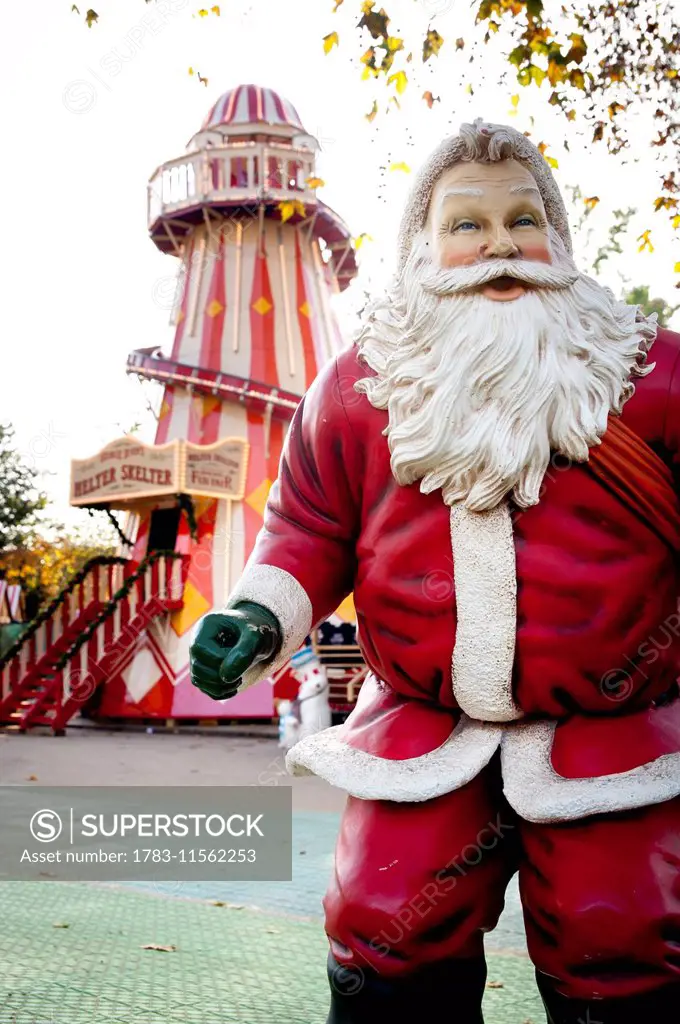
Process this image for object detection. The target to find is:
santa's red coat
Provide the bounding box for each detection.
[229,326,680,820]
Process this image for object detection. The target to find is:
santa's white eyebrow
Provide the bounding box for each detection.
[509,184,541,195]
[441,187,484,198]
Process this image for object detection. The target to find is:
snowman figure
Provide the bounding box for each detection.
[277,646,331,750]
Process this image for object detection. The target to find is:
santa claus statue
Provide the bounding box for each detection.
[190,119,680,1023]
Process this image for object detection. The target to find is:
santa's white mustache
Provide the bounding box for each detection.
[416,256,579,296]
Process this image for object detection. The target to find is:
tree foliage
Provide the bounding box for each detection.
[327,0,679,279]
[0,424,48,554]
[0,523,117,614]
[623,285,679,329]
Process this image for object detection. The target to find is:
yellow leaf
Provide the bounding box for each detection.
[584,196,600,209]
[211,4,220,13]
[386,36,403,52]
[305,176,325,189]
[422,90,440,108]
[332,0,344,9]
[546,156,559,169]
[365,100,378,122]
[537,141,548,154]
[323,31,339,54]
[353,233,373,249]
[390,161,411,173]
[637,230,654,254]
[278,199,306,223]
[672,216,680,229]
[387,70,408,94]
[466,83,474,95]
[511,94,520,107]
[198,8,209,16]
[188,67,194,75]
[675,261,680,272]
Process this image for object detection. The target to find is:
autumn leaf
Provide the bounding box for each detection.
[592,122,605,142]
[323,32,339,54]
[673,215,680,230]
[197,8,209,16]
[71,4,80,11]
[423,28,444,62]
[390,161,411,173]
[85,8,98,27]
[211,4,220,13]
[52,922,70,928]
[305,176,325,189]
[365,100,378,122]
[354,233,373,249]
[358,6,390,41]
[486,981,504,989]
[654,197,678,212]
[456,37,465,49]
[188,67,195,75]
[546,155,559,168]
[674,262,680,272]
[278,199,306,223]
[422,91,440,108]
[466,83,474,95]
[140,944,177,952]
[198,73,209,87]
[584,196,600,210]
[637,230,654,254]
[511,94,520,107]
[386,36,403,52]
[332,0,344,9]
[387,70,408,94]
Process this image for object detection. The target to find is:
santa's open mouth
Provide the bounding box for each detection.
[480,275,528,301]
[488,275,522,291]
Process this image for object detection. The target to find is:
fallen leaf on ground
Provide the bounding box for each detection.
[27,774,38,781]
[52,922,70,928]
[486,981,504,988]
[140,944,177,952]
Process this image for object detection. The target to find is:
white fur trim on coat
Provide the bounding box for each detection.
[450,503,524,722]
[224,564,312,691]
[285,714,503,802]
[501,720,680,824]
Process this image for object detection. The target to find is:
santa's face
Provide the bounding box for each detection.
[427,160,552,303]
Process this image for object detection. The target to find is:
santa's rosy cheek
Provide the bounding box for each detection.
[521,242,552,264]
[440,243,480,268]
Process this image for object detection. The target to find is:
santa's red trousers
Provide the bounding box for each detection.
[323,755,680,1000]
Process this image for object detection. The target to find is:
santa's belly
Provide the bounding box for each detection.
[512,467,680,717]
[355,463,680,718]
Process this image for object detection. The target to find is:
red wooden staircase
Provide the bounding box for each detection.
[0,552,188,734]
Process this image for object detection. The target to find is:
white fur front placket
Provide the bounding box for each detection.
[449,502,524,721]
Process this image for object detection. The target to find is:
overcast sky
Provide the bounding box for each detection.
[2,0,678,526]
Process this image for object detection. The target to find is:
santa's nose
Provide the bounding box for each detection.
[480,233,519,259]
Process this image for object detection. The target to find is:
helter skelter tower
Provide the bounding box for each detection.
[79,83,359,721]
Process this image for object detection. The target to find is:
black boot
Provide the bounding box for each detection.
[326,951,487,1023]
[536,969,680,1023]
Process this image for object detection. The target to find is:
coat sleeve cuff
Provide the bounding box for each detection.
[224,564,313,691]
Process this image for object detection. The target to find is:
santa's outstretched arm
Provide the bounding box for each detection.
[221,353,363,689]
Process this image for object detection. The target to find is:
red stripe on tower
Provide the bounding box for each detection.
[199,232,227,372]
[171,237,194,360]
[294,232,319,390]
[249,249,279,387]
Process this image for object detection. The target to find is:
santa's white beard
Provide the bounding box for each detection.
[355,240,656,512]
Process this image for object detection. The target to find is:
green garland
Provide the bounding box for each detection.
[177,494,199,542]
[52,550,185,673]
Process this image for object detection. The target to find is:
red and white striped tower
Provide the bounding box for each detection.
[98,83,358,720]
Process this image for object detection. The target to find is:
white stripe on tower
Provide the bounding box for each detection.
[235,85,250,122]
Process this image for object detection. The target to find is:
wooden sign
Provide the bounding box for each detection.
[182,438,249,500]
[70,438,181,507]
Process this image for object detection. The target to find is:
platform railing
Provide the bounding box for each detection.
[148,141,317,226]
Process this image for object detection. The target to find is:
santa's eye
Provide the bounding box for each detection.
[452,220,479,232]
[512,215,537,227]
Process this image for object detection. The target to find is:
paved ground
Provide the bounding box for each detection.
[0,727,543,1023]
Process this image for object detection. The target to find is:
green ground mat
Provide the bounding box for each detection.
[0,880,544,1023]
